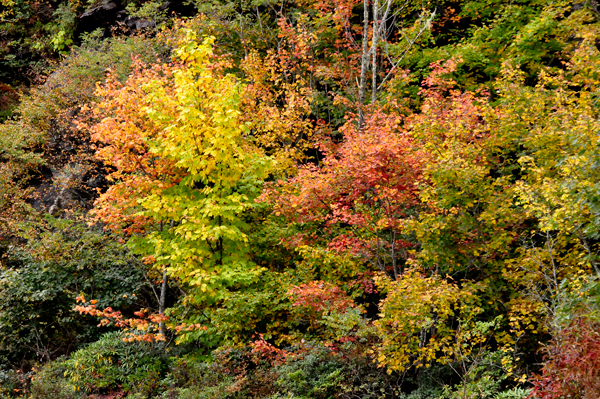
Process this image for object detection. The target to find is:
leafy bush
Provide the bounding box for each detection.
[0,220,147,368]
[531,279,600,399]
[275,345,346,398]
[494,388,531,399]
[64,331,168,395]
[29,359,80,399]
[0,368,29,398]
[162,347,278,399]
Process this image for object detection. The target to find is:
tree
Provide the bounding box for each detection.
[89,31,272,340]
[262,106,423,281]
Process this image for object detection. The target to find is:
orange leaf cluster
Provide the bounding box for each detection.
[74,295,167,342]
[288,280,355,314]
[250,333,291,365]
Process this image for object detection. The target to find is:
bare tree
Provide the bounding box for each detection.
[357,0,436,128]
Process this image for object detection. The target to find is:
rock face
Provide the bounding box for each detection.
[77,1,122,35]
[75,0,197,37]
[160,0,197,17]
[125,16,157,30]
[29,163,106,216]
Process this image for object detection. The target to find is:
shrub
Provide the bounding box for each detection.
[275,345,346,398]
[64,331,168,395]
[29,359,80,399]
[162,347,278,399]
[531,278,600,399]
[0,220,147,368]
[530,315,600,399]
[0,368,28,398]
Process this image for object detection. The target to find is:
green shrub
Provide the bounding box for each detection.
[397,387,444,399]
[161,347,280,399]
[64,331,168,395]
[0,220,147,368]
[0,368,27,398]
[494,388,531,399]
[29,359,81,399]
[162,342,406,399]
[275,344,346,399]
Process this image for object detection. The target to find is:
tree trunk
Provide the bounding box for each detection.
[358,0,370,129]
[158,265,168,337]
[371,0,379,105]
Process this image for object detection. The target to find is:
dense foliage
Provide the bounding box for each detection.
[2,0,600,398]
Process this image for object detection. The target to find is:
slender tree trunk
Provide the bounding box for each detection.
[391,230,398,280]
[371,0,379,105]
[159,266,168,336]
[358,0,370,129]
[157,219,171,337]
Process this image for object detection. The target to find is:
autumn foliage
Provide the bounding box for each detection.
[531,315,600,399]
[87,32,273,310]
[262,108,423,280]
[74,296,168,342]
[4,1,600,398]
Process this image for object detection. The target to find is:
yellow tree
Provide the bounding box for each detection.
[88,31,272,340]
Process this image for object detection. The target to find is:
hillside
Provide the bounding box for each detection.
[1,0,600,398]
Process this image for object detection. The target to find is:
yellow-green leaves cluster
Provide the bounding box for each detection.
[91,31,273,309]
[375,271,483,372]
